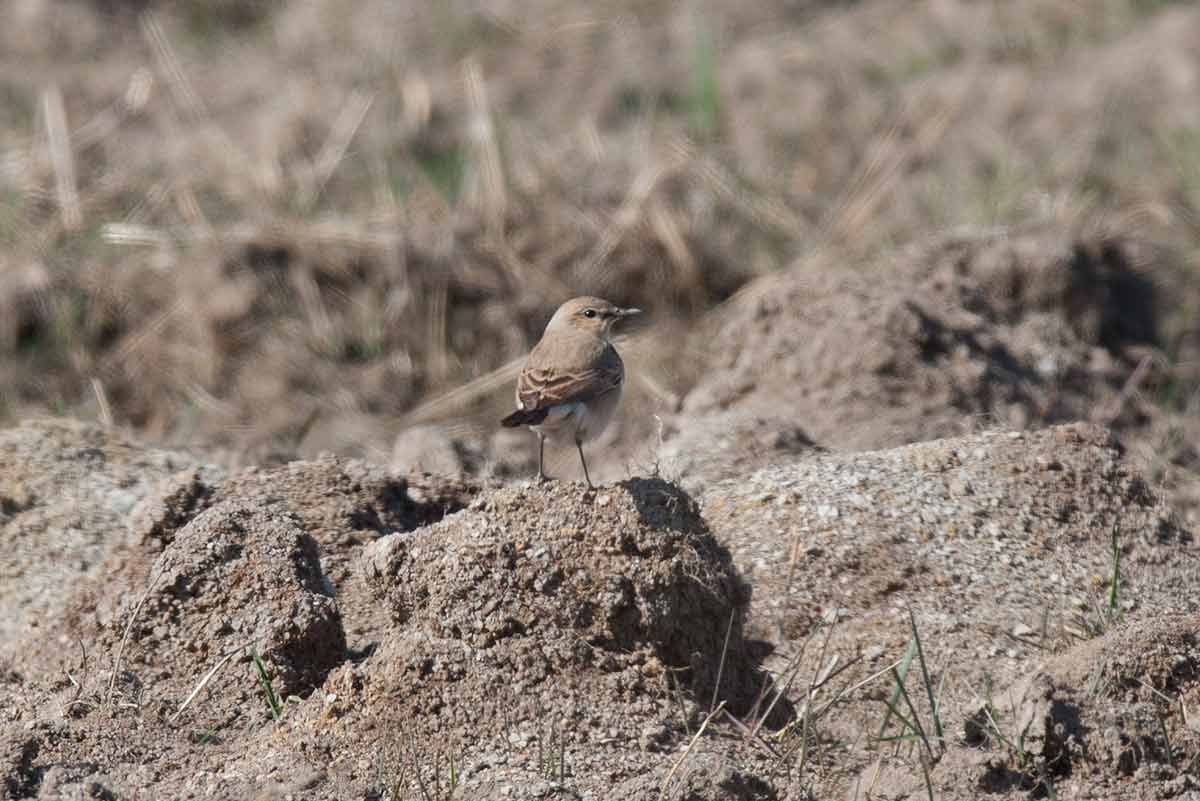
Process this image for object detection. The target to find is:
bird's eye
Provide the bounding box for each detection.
[583,309,597,319]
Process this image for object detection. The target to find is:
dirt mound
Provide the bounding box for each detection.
[0,422,486,778]
[702,422,1191,652]
[696,421,1197,798]
[365,478,755,704]
[0,418,772,800]
[136,501,345,699]
[945,614,1200,799]
[685,230,1157,448]
[674,229,1200,502]
[107,452,485,645]
[0,419,213,665]
[51,451,486,727]
[341,478,768,797]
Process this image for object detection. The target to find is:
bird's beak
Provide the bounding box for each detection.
[616,307,642,318]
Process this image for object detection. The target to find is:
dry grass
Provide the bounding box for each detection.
[1,0,1198,478]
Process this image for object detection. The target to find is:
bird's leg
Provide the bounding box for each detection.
[536,432,547,483]
[576,438,594,489]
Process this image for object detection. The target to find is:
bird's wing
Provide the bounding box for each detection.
[516,346,624,411]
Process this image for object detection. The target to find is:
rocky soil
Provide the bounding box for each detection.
[3,1,1200,799]
[1,414,1196,800]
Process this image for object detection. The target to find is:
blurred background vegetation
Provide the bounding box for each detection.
[1,0,1197,478]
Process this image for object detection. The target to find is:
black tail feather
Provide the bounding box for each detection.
[501,407,548,427]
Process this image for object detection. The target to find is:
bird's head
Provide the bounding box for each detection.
[546,296,642,340]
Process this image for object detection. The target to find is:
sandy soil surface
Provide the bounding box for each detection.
[3,1,1200,799]
[1,417,1197,800]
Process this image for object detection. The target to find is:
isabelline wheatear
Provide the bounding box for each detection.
[500,297,641,488]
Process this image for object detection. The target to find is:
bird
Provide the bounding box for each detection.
[500,296,641,488]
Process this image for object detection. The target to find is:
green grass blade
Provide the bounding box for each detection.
[890,666,932,759]
[250,649,282,721]
[877,639,917,740]
[908,607,944,743]
[1108,524,1121,620]
[919,751,935,801]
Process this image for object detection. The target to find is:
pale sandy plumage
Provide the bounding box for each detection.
[501,296,641,487]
